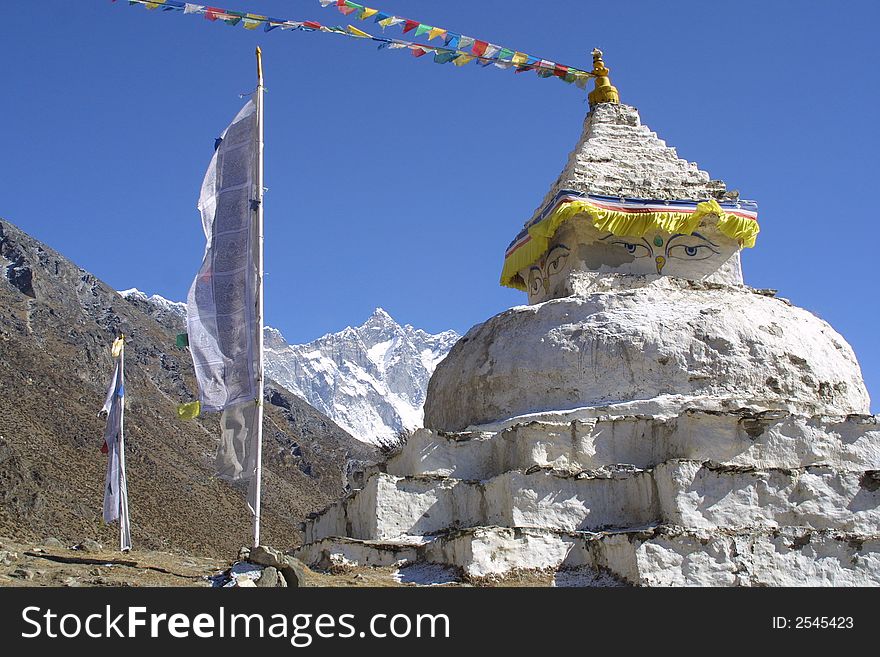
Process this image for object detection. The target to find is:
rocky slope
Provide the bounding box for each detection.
[264,310,459,445]
[0,218,377,559]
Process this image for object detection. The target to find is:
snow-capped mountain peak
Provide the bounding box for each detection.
[265,309,459,445]
[117,290,460,446]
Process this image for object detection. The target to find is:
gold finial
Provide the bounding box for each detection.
[587,48,619,107]
[256,46,263,85]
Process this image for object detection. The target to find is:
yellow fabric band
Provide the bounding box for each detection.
[500,198,760,290]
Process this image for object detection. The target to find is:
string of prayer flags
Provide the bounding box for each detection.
[318,1,592,80]
[118,0,595,88]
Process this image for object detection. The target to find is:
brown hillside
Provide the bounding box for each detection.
[0,219,376,559]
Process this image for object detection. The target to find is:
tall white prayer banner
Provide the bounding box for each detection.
[185,97,262,505]
[184,49,266,546]
[187,99,258,413]
[100,336,131,552]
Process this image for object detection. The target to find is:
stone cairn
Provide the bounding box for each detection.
[295,53,879,585]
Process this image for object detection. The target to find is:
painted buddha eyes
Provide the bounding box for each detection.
[529,268,542,294]
[667,243,718,260]
[545,246,570,274]
[604,233,719,261]
[528,245,570,297]
[613,241,651,257]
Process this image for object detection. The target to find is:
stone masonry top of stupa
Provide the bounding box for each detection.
[529,104,734,226]
[527,50,736,227]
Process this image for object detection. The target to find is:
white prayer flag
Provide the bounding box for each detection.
[186,99,261,487]
[186,99,258,413]
[100,337,131,551]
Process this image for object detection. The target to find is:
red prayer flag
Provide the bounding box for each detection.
[554,64,569,78]
[412,47,427,57]
[205,7,223,21]
[303,20,322,29]
[403,19,419,33]
[472,40,488,56]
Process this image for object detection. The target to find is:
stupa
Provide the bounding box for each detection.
[295,51,880,585]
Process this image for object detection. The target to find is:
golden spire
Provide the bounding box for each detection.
[587,48,620,107]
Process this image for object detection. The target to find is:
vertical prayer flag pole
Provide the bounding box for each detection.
[102,334,131,552]
[252,46,266,548]
[117,335,131,552]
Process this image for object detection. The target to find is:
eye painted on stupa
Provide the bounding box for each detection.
[528,266,544,295]
[545,245,570,277]
[610,240,651,258]
[665,233,720,261]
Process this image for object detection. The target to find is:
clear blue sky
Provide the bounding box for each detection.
[2,1,877,411]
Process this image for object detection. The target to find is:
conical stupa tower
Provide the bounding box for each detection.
[295,54,880,586]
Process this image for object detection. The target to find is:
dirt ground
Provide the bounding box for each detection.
[0,535,577,588]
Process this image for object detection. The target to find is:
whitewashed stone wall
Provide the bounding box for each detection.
[425,278,870,431]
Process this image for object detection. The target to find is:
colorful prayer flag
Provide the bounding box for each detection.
[347,24,370,37]
[242,14,265,29]
[433,51,458,64]
[177,400,201,419]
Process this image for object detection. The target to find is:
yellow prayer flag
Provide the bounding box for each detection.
[177,401,201,420]
[347,25,371,37]
[145,0,165,9]
[378,17,395,28]
[453,55,474,67]
[511,52,528,65]
[243,15,266,29]
[111,336,124,358]
[361,8,379,19]
[428,27,446,41]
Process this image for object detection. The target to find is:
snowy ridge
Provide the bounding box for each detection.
[118,289,460,445]
[118,288,187,323]
[265,309,459,445]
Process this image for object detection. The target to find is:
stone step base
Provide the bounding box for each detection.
[306,462,880,543]
[295,525,880,586]
[371,413,879,483]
